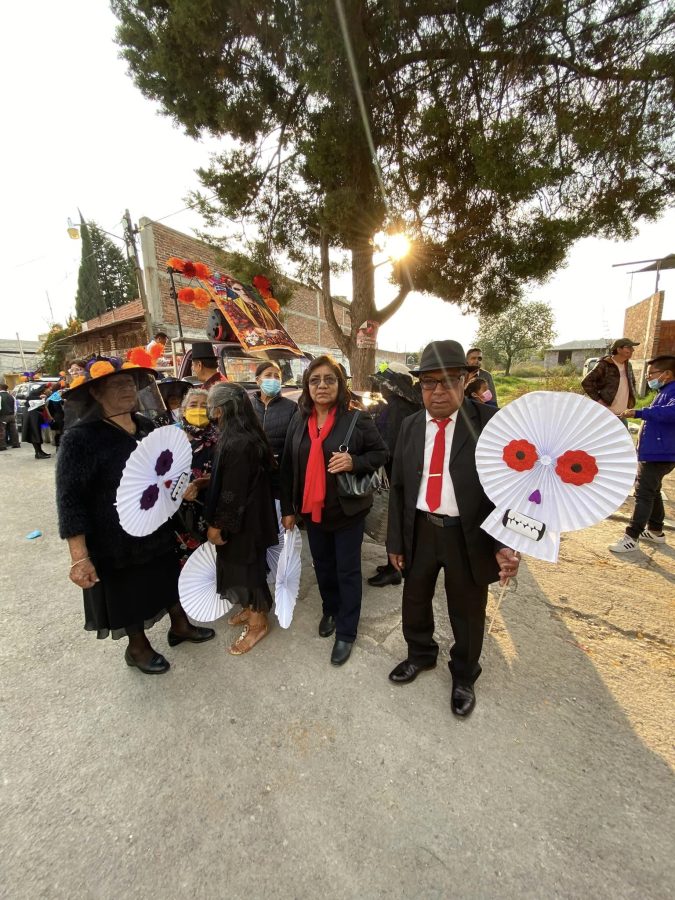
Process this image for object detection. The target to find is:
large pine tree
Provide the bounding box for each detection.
[75,216,137,321]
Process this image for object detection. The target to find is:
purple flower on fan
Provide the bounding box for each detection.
[140,484,160,510]
[155,449,174,476]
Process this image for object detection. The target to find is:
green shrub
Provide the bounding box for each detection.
[510,364,546,378]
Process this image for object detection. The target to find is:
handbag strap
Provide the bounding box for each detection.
[338,410,360,452]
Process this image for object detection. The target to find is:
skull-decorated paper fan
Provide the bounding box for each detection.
[475,392,637,562]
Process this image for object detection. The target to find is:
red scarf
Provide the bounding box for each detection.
[301,407,337,523]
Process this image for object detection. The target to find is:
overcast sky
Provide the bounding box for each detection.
[3,0,673,354]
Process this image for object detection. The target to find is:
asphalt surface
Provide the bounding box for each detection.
[1,446,673,899]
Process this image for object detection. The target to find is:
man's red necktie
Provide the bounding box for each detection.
[425,418,451,512]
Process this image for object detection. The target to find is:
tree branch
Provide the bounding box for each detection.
[320,229,351,356]
[377,283,411,325]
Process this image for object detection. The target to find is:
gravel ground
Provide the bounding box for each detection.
[1,448,673,900]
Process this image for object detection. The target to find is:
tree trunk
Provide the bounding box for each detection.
[504,354,512,376]
[349,238,377,389]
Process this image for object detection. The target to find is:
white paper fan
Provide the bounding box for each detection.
[475,392,637,562]
[116,425,193,536]
[274,527,303,629]
[178,541,233,623]
[266,500,285,584]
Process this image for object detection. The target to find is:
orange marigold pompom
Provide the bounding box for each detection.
[89,361,116,379]
[178,288,195,304]
[264,296,281,315]
[69,375,86,388]
[149,341,164,359]
[129,347,154,368]
[122,362,138,369]
[167,257,185,272]
[192,288,211,309]
[253,274,272,296]
[193,261,212,279]
[183,260,197,278]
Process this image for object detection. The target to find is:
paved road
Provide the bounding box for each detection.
[1,448,673,899]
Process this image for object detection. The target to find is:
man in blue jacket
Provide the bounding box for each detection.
[609,355,675,552]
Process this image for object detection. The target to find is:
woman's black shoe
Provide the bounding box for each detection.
[125,648,170,674]
[319,614,336,637]
[167,626,216,646]
[330,640,353,666]
[35,450,51,460]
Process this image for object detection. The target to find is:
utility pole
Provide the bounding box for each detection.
[123,209,154,341]
[45,291,55,325]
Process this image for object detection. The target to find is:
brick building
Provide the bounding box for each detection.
[623,291,675,394]
[69,220,405,370]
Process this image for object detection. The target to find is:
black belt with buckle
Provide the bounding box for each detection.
[418,511,461,528]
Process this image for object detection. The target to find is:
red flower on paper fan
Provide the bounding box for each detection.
[193,261,212,279]
[503,439,538,472]
[192,287,211,309]
[264,296,281,315]
[253,274,272,296]
[177,288,195,304]
[167,257,185,272]
[182,260,197,278]
[555,450,598,486]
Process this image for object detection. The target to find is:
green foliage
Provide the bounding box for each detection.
[75,220,105,321]
[211,241,295,308]
[476,300,556,375]
[37,318,82,375]
[509,364,546,378]
[113,0,675,373]
[75,219,136,321]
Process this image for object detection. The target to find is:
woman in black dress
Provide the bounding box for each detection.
[56,358,214,675]
[205,383,279,655]
[279,356,388,666]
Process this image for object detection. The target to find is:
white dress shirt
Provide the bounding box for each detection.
[416,411,460,516]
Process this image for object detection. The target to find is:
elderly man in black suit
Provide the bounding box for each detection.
[387,340,520,717]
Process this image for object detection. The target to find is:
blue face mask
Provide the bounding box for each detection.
[647,375,663,390]
[261,378,281,396]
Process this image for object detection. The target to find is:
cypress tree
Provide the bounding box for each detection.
[75,214,105,321]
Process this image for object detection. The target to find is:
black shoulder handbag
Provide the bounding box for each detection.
[335,411,386,498]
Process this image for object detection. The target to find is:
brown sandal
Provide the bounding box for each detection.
[228,611,269,655]
[228,607,251,627]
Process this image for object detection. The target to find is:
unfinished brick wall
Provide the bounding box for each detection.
[623,291,665,394]
[139,219,351,348]
[656,320,675,355]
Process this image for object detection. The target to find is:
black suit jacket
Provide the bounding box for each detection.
[386,399,501,585]
[280,408,389,519]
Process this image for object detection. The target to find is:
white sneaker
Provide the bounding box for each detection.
[641,529,666,544]
[609,534,639,553]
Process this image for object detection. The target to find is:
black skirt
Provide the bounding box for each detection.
[215,550,272,613]
[83,552,179,640]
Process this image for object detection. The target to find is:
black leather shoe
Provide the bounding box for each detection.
[330,639,352,666]
[125,648,170,674]
[375,564,388,573]
[368,566,402,587]
[167,626,216,646]
[35,451,51,459]
[319,614,336,637]
[451,680,476,717]
[388,659,436,684]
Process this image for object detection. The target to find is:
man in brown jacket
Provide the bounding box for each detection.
[581,338,638,416]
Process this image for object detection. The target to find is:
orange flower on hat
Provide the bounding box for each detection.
[167,257,185,272]
[192,288,211,309]
[128,347,154,368]
[193,261,212,279]
[89,361,115,379]
[122,362,138,369]
[178,288,195,304]
[69,375,86,388]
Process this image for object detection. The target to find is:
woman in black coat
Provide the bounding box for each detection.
[205,382,279,655]
[56,360,214,675]
[280,356,388,666]
[250,360,298,499]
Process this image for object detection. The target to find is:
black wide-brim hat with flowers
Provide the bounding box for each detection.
[410,340,476,375]
[63,355,162,429]
[64,357,158,397]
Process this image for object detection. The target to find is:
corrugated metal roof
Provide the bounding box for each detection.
[0,339,41,352]
[548,340,608,351]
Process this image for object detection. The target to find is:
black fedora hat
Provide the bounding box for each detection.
[410,340,471,375]
[191,341,218,362]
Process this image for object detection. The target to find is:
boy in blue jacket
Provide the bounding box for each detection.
[610,354,675,552]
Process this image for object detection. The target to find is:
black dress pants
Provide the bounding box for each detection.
[402,513,487,684]
[305,518,365,643]
[626,461,675,539]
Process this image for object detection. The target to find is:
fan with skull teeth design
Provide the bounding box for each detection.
[475,392,637,562]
